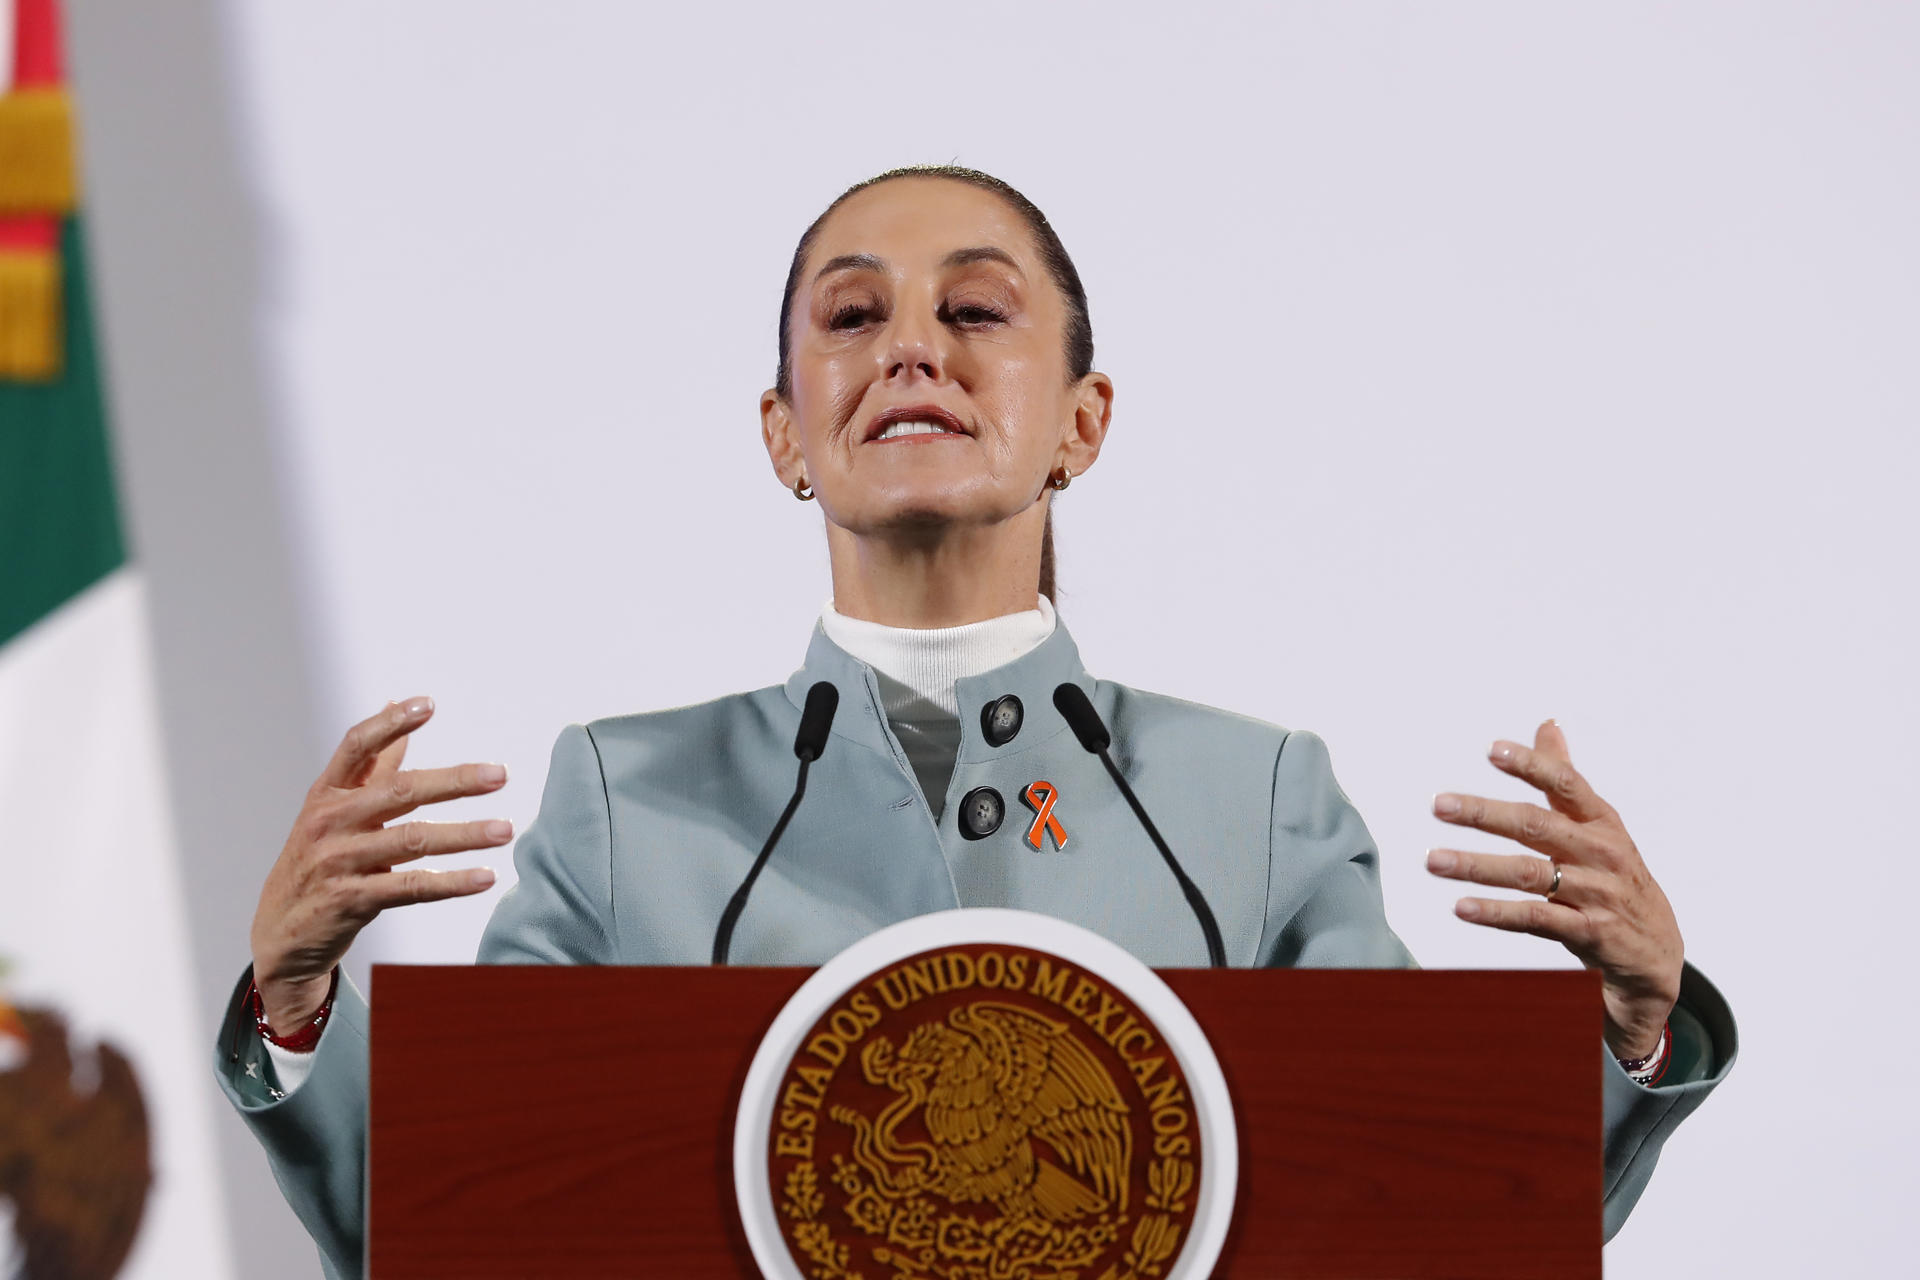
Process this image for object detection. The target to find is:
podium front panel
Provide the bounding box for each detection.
[369,965,1600,1278]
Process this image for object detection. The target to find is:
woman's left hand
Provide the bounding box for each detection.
[1424,720,1683,1061]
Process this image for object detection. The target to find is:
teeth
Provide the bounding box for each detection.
[876,419,960,440]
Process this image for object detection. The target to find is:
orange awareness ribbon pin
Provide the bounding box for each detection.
[1023,780,1068,851]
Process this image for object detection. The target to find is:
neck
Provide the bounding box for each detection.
[825,508,1045,627]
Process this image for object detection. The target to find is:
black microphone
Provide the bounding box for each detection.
[1053,683,1227,967]
[712,681,838,965]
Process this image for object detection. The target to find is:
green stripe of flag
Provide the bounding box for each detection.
[0,216,126,647]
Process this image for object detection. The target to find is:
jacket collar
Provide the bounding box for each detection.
[785,610,1097,767]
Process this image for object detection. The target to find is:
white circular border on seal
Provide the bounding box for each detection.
[733,907,1239,1279]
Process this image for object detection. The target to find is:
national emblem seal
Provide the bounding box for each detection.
[735,910,1236,1280]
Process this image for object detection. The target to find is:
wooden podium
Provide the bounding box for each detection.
[368,966,1602,1278]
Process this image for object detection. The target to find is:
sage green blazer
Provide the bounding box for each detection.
[213,618,1736,1279]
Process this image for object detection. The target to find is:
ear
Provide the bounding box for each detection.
[1059,371,1114,477]
[761,388,805,488]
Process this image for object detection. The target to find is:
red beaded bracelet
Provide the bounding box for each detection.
[1615,1020,1671,1085]
[247,968,339,1054]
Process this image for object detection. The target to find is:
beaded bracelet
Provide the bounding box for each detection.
[1616,1020,1671,1086]
[248,967,339,1054]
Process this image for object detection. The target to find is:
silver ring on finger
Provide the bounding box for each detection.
[1545,861,1563,902]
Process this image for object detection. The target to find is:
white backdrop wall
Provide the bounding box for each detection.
[74,1,1918,1273]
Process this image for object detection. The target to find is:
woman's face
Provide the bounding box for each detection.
[762,178,1110,540]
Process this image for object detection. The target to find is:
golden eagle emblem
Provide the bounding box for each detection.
[837,1001,1132,1229]
[770,945,1203,1280]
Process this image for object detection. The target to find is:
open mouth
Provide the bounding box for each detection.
[865,406,971,443]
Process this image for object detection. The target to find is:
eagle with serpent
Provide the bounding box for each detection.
[0,984,152,1280]
[779,997,1196,1280]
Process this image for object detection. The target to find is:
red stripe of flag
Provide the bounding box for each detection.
[0,216,59,253]
[11,0,66,89]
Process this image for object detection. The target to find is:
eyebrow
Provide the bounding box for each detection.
[813,252,887,282]
[811,246,1024,284]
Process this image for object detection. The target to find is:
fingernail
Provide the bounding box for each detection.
[477,763,507,785]
[1489,742,1514,763]
[403,696,434,718]
[1432,793,1461,817]
[1426,849,1457,873]
[1455,899,1481,920]
[469,867,496,889]
[484,820,512,842]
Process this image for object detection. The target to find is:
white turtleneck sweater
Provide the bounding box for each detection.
[820,595,1057,820]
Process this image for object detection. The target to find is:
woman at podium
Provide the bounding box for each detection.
[216,166,1735,1280]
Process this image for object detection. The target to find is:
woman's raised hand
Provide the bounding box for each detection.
[249,697,510,1035]
[1423,720,1684,1061]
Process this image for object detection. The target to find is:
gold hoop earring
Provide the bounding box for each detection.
[1049,464,1073,492]
[791,475,814,502]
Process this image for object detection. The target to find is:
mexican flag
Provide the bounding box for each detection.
[0,0,235,1274]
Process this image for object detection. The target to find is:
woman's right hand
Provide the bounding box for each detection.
[248,696,511,1035]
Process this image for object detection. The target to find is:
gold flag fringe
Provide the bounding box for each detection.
[0,249,63,381]
[0,90,78,214]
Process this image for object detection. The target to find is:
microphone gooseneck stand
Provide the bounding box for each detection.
[711,681,839,966]
[712,679,1224,968]
[1053,682,1228,968]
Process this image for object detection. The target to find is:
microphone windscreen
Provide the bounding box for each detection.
[1052,682,1111,753]
[794,681,839,762]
